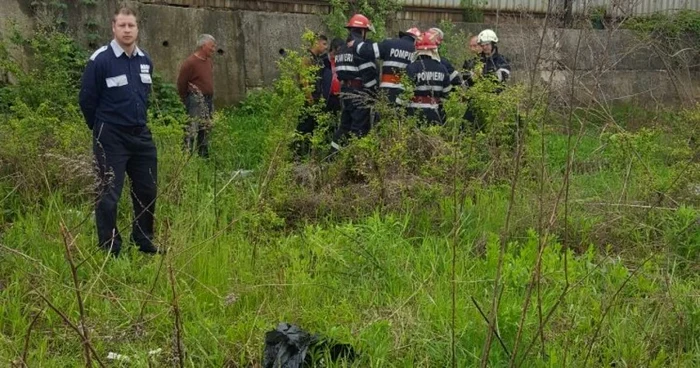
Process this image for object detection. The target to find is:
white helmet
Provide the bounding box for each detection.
[477,29,498,45]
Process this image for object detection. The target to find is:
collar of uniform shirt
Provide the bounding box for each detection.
[110,39,145,58]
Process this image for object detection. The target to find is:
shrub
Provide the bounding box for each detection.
[0,29,189,202]
[323,0,402,41]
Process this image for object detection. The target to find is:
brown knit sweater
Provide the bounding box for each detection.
[177,53,214,101]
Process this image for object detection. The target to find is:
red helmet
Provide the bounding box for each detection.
[400,27,421,39]
[346,14,375,32]
[428,27,444,45]
[415,32,438,50]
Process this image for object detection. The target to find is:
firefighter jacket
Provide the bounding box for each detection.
[335,40,378,90]
[440,56,462,89]
[406,55,452,124]
[463,50,511,90]
[354,35,416,91]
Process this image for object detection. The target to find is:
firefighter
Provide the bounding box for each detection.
[427,27,462,89]
[353,27,421,105]
[322,38,345,114]
[425,28,461,125]
[330,14,379,152]
[462,35,481,77]
[406,31,451,126]
[463,29,511,88]
[463,29,512,131]
[293,33,329,158]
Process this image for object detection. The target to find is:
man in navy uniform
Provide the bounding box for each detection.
[79,5,162,257]
[330,14,379,152]
[353,27,421,105]
[293,33,329,158]
[427,27,463,89]
[406,31,452,126]
[463,29,511,89]
[463,29,512,131]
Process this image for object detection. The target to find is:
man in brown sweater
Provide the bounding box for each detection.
[177,34,216,157]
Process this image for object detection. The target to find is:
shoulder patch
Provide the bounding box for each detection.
[89,46,109,61]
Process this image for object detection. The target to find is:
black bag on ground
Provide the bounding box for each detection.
[262,322,356,368]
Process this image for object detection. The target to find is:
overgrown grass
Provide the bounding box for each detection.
[2,98,699,366]
[1,29,699,367]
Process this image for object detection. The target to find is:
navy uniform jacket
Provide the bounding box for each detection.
[334,41,378,90]
[320,54,334,101]
[307,50,325,102]
[440,57,462,88]
[463,50,511,89]
[406,56,451,111]
[354,35,415,90]
[79,40,154,129]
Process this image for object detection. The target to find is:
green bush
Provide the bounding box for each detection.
[0,30,190,202]
[0,31,86,119]
[0,21,698,368]
[323,0,402,41]
[625,9,700,39]
[148,72,187,125]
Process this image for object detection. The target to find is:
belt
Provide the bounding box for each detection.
[110,123,149,135]
[411,96,440,104]
[341,79,363,88]
[381,74,401,84]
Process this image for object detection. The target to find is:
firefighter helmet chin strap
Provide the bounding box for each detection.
[349,29,366,40]
[481,43,497,57]
[413,49,440,62]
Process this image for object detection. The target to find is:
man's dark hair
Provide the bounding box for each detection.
[316,34,328,42]
[113,4,138,22]
[330,38,344,52]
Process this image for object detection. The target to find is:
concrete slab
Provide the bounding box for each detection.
[138,4,246,106]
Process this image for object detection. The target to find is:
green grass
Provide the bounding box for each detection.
[2,21,699,368]
[1,100,699,367]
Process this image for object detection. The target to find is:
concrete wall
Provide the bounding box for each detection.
[0,1,322,106]
[394,19,700,105]
[0,0,32,37]
[1,0,698,107]
[239,11,328,88]
[0,0,33,76]
[139,4,246,104]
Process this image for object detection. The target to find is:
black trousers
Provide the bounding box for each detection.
[408,106,445,126]
[383,87,403,106]
[463,103,484,132]
[293,107,317,158]
[296,95,341,135]
[293,97,340,158]
[326,94,341,114]
[93,122,158,255]
[332,87,373,148]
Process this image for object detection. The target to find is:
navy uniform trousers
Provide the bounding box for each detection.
[93,121,157,255]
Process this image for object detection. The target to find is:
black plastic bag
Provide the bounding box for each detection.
[262,323,356,368]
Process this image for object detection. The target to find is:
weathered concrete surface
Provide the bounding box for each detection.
[0,0,247,106]
[394,19,700,104]
[1,0,698,106]
[62,0,121,47]
[0,0,34,77]
[0,0,32,37]
[138,4,246,105]
[239,11,329,88]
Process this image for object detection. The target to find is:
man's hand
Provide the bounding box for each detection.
[463,59,477,70]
